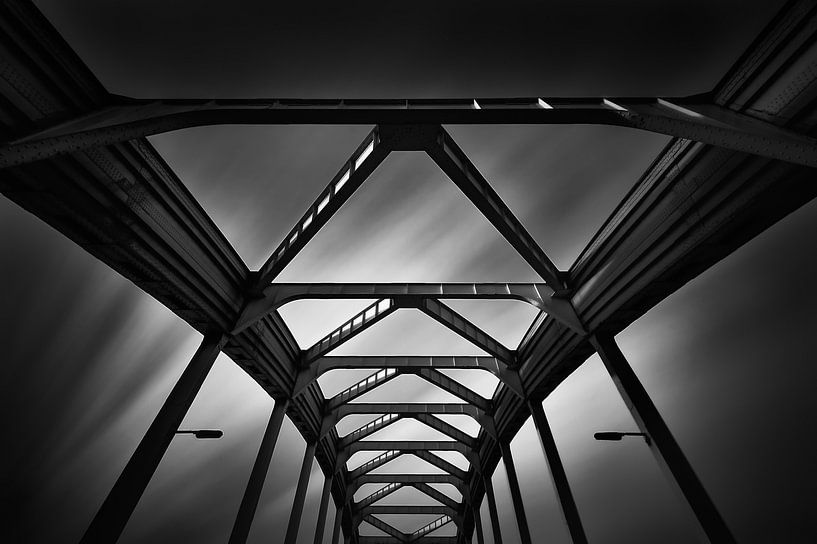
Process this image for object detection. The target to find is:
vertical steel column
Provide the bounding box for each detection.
[331,505,342,544]
[79,333,224,544]
[285,440,318,544]
[591,334,736,544]
[483,473,503,544]
[228,398,290,544]
[472,501,486,544]
[313,473,333,544]
[528,400,588,544]
[499,442,532,544]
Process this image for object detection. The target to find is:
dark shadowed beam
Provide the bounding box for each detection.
[360,515,408,541]
[413,451,469,481]
[5,95,817,167]
[527,400,588,544]
[413,413,477,448]
[314,473,334,544]
[424,126,565,290]
[414,368,491,412]
[229,398,290,544]
[416,299,516,366]
[411,483,462,511]
[79,334,226,544]
[591,334,736,543]
[354,483,404,511]
[499,442,532,544]
[233,283,586,335]
[253,127,390,288]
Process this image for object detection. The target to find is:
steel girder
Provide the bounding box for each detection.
[4,1,817,542]
[233,282,585,334]
[4,95,817,168]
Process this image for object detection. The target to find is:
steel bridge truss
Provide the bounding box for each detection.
[3,1,817,542]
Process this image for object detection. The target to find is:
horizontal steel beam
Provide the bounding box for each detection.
[417,299,515,365]
[233,283,586,335]
[361,505,458,517]
[358,538,457,544]
[5,95,817,168]
[352,474,464,491]
[335,402,484,419]
[294,356,525,399]
[347,441,469,455]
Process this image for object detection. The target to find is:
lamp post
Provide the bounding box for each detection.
[593,431,650,445]
[175,429,223,439]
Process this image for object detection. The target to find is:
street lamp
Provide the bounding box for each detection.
[594,431,650,445]
[175,429,223,439]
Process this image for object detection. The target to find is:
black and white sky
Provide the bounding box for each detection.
[4,1,817,543]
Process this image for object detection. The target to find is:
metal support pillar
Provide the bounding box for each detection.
[499,442,532,544]
[313,473,333,544]
[528,400,588,544]
[331,505,342,544]
[472,502,486,544]
[228,398,290,544]
[79,333,224,544]
[483,473,503,544]
[591,334,737,544]
[285,440,318,544]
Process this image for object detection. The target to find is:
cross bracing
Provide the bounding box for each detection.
[3,1,817,543]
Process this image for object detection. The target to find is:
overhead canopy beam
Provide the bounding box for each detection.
[338,414,404,449]
[409,515,455,541]
[352,474,464,491]
[410,482,461,511]
[253,127,389,288]
[338,412,475,449]
[355,483,404,510]
[414,368,491,412]
[234,283,585,335]
[335,402,484,420]
[330,402,496,441]
[5,95,817,168]
[360,515,407,540]
[325,368,400,411]
[347,441,469,455]
[416,299,515,366]
[358,538,457,544]
[302,299,396,365]
[424,127,564,289]
[348,450,403,479]
[360,505,458,518]
[294,356,524,399]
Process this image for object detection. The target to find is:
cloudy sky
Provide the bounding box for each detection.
[4,1,816,543]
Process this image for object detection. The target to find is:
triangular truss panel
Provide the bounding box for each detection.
[149,125,373,270]
[5,2,817,543]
